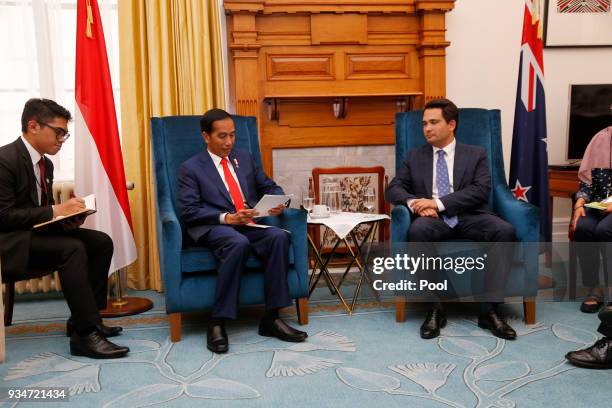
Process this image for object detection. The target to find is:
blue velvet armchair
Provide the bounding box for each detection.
[151,115,309,341]
[391,109,540,324]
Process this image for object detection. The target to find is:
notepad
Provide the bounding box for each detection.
[252,194,293,216]
[33,194,97,229]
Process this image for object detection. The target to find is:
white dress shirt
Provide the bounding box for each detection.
[208,150,246,224]
[408,138,456,213]
[20,135,44,205]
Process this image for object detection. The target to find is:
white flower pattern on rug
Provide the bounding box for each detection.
[1,331,355,407]
[0,319,601,407]
[336,318,598,408]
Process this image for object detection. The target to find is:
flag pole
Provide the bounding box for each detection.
[100,181,153,318]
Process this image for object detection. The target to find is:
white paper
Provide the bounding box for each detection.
[244,223,272,229]
[83,194,96,210]
[253,194,293,216]
[602,196,612,204]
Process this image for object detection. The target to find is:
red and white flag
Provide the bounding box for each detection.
[75,0,137,274]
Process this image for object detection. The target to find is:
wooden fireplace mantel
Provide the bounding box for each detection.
[224,0,455,175]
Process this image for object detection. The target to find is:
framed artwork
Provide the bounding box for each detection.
[544,0,612,47]
[311,166,388,251]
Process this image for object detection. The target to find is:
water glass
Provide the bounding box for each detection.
[363,187,376,215]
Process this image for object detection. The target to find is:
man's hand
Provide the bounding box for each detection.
[418,208,439,218]
[60,214,86,231]
[53,197,85,218]
[411,198,438,213]
[268,204,285,216]
[225,209,258,225]
[570,198,587,232]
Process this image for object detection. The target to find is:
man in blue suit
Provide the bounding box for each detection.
[385,99,517,340]
[178,109,307,353]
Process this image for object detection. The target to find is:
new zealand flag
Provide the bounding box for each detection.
[509,0,551,242]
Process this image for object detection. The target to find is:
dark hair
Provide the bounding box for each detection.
[21,98,72,133]
[200,108,232,134]
[424,98,459,131]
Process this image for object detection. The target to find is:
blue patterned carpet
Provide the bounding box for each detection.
[2,292,612,407]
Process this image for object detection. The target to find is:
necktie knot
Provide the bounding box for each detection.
[437,149,446,157]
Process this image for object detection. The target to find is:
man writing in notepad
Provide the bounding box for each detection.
[178,108,307,354]
[0,98,129,359]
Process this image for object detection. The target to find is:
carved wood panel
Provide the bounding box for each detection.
[267,54,335,81]
[224,0,455,175]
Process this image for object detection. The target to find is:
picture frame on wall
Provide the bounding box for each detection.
[544,0,612,47]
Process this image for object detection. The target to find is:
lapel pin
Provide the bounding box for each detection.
[233,158,239,169]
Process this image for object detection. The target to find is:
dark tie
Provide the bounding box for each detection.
[436,150,458,228]
[38,157,48,206]
[220,157,245,212]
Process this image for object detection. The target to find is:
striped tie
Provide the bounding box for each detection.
[436,150,458,228]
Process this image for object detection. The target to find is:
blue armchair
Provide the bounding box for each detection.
[151,115,309,341]
[391,109,539,324]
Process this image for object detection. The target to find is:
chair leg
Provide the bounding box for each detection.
[296,298,309,325]
[169,313,181,342]
[4,282,15,327]
[523,297,536,325]
[569,242,577,300]
[395,296,406,323]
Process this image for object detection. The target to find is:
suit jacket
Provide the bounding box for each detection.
[385,141,492,218]
[0,138,54,277]
[178,148,284,243]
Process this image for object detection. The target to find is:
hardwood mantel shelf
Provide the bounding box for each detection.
[263,92,422,99]
[263,92,422,120]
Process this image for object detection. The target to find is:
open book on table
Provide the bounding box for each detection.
[33,194,96,229]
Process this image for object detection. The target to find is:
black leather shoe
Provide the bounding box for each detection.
[66,319,123,338]
[259,318,307,342]
[565,338,612,369]
[420,308,447,339]
[70,331,129,359]
[580,293,604,313]
[207,324,229,354]
[598,304,612,322]
[478,310,517,340]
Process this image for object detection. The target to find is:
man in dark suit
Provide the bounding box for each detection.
[178,108,307,353]
[566,305,612,368]
[385,98,517,340]
[0,98,129,358]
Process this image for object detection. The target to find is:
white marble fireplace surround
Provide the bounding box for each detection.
[273,145,396,208]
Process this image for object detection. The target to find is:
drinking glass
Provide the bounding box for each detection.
[324,178,341,214]
[302,189,315,214]
[363,187,376,216]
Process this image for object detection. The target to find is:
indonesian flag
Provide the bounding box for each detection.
[74,0,137,273]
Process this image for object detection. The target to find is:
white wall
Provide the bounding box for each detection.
[446,0,612,231]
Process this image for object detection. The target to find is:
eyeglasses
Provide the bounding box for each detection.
[38,121,70,142]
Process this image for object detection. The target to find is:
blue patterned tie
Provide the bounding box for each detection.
[436,150,458,228]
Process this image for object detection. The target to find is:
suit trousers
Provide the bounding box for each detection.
[574,209,612,288]
[197,225,292,319]
[28,228,113,331]
[408,212,516,310]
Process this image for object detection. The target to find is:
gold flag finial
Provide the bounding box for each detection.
[86,0,94,38]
